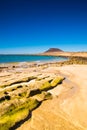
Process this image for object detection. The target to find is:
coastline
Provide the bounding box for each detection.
[0,55,67,64]
[0,56,87,72]
[40,51,87,58]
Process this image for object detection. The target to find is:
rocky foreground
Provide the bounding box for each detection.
[0,62,87,130]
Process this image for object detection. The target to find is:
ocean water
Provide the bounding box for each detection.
[0,55,67,63]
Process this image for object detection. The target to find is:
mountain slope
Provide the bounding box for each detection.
[45,48,63,53]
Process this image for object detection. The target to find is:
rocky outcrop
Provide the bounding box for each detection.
[0,70,64,130]
[0,64,87,130]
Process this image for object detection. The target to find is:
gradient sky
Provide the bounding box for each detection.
[0,0,87,54]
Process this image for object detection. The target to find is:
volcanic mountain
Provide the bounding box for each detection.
[45,48,63,53]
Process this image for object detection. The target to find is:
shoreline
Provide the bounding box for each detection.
[0,54,87,66]
[0,51,87,58]
[40,51,87,58]
[0,56,87,72]
[0,55,68,64]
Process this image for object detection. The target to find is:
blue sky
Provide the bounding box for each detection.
[0,0,87,54]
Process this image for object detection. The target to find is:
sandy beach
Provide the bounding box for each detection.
[1,0,87,129]
[0,61,87,130]
[15,64,87,130]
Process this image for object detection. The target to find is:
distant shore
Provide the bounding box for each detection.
[40,51,87,58]
[0,51,87,57]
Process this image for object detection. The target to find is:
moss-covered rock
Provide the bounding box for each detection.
[0,73,65,130]
[0,76,36,88]
[34,91,53,102]
[0,98,40,130]
[51,77,64,87]
[39,81,51,91]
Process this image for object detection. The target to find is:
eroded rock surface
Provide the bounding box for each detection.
[0,64,87,130]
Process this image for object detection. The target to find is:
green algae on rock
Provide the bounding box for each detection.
[51,76,64,87]
[0,98,40,130]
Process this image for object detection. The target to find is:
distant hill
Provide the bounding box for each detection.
[45,48,63,53]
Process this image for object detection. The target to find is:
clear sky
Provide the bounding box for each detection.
[0,0,87,54]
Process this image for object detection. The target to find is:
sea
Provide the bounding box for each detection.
[0,55,67,64]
